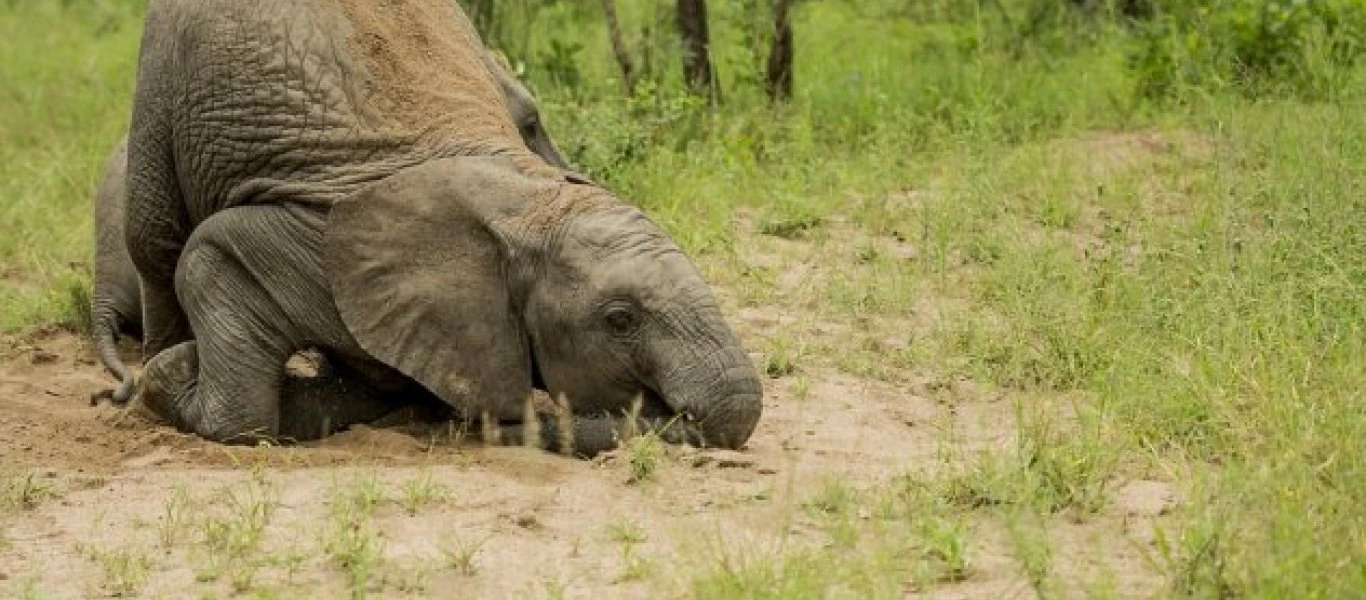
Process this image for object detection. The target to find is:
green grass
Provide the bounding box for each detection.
[0,1,142,332]
[3,0,1365,597]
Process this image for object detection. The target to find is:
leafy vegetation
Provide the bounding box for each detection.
[1,0,1363,597]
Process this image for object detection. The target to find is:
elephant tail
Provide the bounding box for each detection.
[91,305,135,405]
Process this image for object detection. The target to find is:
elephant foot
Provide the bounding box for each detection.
[126,341,199,431]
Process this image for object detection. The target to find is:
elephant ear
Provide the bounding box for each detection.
[325,156,538,421]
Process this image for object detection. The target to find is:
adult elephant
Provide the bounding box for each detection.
[92,51,575,406]
[124,0,762,455]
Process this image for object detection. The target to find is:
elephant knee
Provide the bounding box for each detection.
[173,238,228,308]
[131,341,199,428]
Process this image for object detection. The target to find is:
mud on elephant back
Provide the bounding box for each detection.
[116,0,762,458]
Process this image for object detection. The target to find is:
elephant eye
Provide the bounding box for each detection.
[519,115,541,135]
[603,304,641,337]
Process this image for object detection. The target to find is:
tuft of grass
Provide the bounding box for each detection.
[622,432,664,485]
[803,478,856,517]
[384,562,432,594]
[78,544,152,598]
[189,474,278,591]
[157,485,191,549]
[762,336,798,378]
[2,472,57,511]
[616,544,654,583]
[323,474,388,599]
[396,472,449,516]
[606,519,649,545]
[1005,510,1055,599]
[758,214,823,239]
[441,535,488,576]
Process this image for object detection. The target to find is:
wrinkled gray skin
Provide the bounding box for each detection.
[124,0,762,456]
[91,53,572,406]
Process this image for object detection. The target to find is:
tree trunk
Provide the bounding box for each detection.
[600,0,637,95]
[676,0,720,103]
[765,0,793,102]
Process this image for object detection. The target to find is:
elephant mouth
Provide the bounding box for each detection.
[526,341,673,420]
[636,386,675,419]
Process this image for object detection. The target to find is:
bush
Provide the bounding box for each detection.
[1129,0,1366,100]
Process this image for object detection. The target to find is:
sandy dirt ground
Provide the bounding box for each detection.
[0,330,1174,599]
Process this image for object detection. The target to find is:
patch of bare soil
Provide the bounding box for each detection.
[0,328,1170,599]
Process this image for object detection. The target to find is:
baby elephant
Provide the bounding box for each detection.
[91,56,575,406]
[123,0,762,456]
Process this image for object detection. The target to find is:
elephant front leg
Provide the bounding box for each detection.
[126,340,199,430]
[128,234,297,443]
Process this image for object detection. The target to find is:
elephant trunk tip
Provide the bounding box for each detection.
[689,388,763,451]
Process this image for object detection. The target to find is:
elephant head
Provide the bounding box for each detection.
[326,156,763,453]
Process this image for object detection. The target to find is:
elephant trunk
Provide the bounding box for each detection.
[501,347,762,458]
[497,345,764,459]
[655,347,764,450]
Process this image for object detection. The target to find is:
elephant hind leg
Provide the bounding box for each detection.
[135,205,407,443]
[132,226,298,442]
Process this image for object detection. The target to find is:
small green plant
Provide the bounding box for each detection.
[385,562,432,594]
[616,544,654,583]
[79,544,152,598]
[1151,505,1236,598]
[323,517,384,598]
[606,519,649,545]
[397,473,449,516]
[918,517,971,582]
[1014,403,1117,516]
[199,479,275,563]
[804,478,856,517]
[758,214,823,239]
[2,472,56,510]
[158,485,192,548]
[441,535,489,576]
[1006,511,1055,598]
[339,473,387,516]
[541,576,569,600]
[324,475,388,598]
[623,432,664,484]
[264,551,309,584]
[229,560,261,595]
[763,337,797,378]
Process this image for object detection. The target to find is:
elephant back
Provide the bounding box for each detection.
[335,0,522,151]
